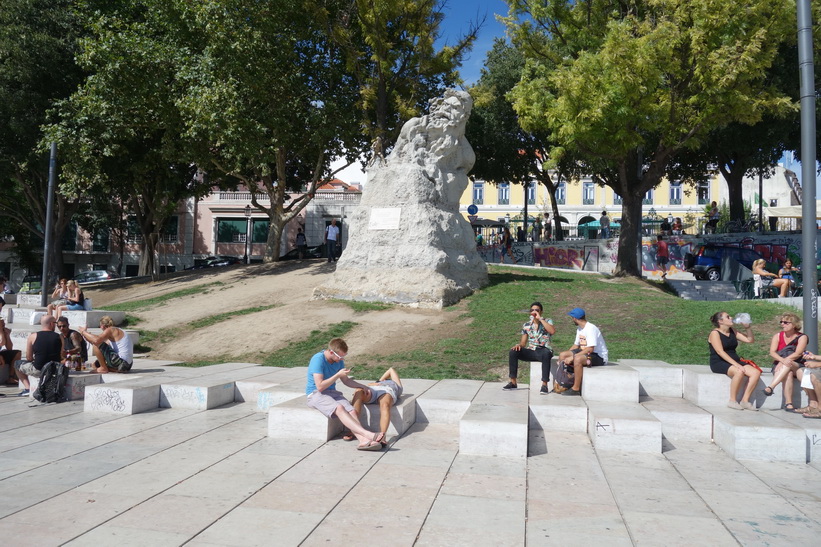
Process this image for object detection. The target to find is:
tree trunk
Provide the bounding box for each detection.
[139,232,159,279]
[719,159,747,222]
[614,191,644,276]
[264,216,284,262]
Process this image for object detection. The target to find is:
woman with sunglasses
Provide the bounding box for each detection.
[708,311,760,410]
[763,312,806,411]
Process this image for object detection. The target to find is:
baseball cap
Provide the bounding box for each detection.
[567,308,586,319]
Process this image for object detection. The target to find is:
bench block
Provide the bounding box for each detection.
[619,359,683,398]
[257,381,306,412]
[29,370,102,401]
[267,396,344,441]
[528,394,588,432]
[62,310,126,328]
[460,403,529,458]
[415,379,483,424]
[642,397,712,441]
[16,295,42,307]
[582,365,639,403]
[358,393,417,437]
[84,381,161,414]
[159,380,236,409]
[682,366,803,410]
[234,379,278,403]
[586,402,662,453]
[711,407,807,462]
[768,411,821,462]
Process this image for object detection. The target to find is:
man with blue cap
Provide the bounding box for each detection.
[557,308,609,396]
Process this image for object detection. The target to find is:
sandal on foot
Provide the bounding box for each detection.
[342,434,355,442]
[784,403,795,411]
[357,441,383,451]
[372,432,385,443]
[791,405,813,413]
[763,386,774,397]
[803,410,821,419]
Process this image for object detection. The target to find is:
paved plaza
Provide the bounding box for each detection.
[0,360,820,546]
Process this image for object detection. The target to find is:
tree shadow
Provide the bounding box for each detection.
[486,272,575,288]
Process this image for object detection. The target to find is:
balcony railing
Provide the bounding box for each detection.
[313,191,361,202]
[582,198,594,205]
[218,192,269,201]
[642,198,654,205]
[669,198,681,205]
[498,199,509,205]
[473,198,484,205]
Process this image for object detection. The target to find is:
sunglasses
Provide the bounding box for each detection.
[780,320,792,324]
[330,349,346,359]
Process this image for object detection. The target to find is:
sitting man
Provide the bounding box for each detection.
[558,308,609,396]
[56,316,87,368]
[306,338,384,451]
[77,315,133,373]
[15,314,64,397]
[504,301,555,394]
[350,367,404,446]
[1,297,22,386]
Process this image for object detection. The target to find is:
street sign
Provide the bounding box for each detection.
[467,204,478,215]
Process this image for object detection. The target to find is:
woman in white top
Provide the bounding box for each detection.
[752,259,789,298]
[47,278,70,317]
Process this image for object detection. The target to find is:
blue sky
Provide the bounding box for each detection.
[439,0,510,86]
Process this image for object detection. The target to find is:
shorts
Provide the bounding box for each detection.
[364,380,403,404]
[14,360,42,378]
[571,348,605,366]
[67,303,85,311]
[307,389,354,418]
[1,348,20,365]
[658,256,669,266]
[99,344,132,372]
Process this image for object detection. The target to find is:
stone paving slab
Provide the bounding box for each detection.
[2,366,821,546]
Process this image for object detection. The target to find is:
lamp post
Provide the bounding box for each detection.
[244,205,251,264]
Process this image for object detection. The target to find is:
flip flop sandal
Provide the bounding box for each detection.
[357,442,383,451]
[803,412,821,419]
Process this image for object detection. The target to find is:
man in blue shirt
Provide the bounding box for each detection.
[306,338,384,450]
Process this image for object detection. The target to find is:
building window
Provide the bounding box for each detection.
[62,220,77,251]
[527,182,536,205]
[473,181,484,205]
[126,217,143,243]
[613,193,623,205]
[642,189,654,205]
[252,219,268,243]
[217,219,247,243]
[583,182,595,205]
[697,181,709,205]
[669,182,682,205]
[160,216,179,243]
[92,227,110,252]
[498,182,510,205]
[556,182,566,205]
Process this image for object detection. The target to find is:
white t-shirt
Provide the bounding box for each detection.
[326,224,340,241]
[573,321,608,363]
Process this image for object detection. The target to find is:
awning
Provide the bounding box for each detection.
[580,220,621,228]
[763,201,821,219]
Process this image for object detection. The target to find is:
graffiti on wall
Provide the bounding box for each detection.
[478,242,533,265]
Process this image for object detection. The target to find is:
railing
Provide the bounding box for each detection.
[218,192,269,201]
[473,199,484,205]
[642,198,654,205]
[313,192,361,202]
[582,198,594,205]
[669,198,681,205]
[498,199,509,205]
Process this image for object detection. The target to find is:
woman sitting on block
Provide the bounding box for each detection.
[54,280,85,319]
[752,259,790,298]
[763,312,806,411]
[708,311,760,410]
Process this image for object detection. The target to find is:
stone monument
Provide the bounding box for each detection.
[313,89,488,308]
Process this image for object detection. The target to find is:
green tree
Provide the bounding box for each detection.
[0,0,87,279]
[45,0,210,277]
[507,0,795,276]
[337,0,480,157]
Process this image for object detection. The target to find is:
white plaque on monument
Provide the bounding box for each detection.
[368,207,402,230]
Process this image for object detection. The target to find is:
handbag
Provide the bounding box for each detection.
[739,357,762,373]
[772,333,805,372]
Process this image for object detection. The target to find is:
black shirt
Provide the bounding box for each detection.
[32,331,62,371]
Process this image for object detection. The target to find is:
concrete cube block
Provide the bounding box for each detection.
[586,402,662,453]
[84,381,161,414]
[767,411,821,462]
[582,365,639,403]
[29,370,102,401]
[267,396,343,441]
[641,396,712,441]
[415,379,483,424]
[257,381,306,412]
[460,403,529,458]
[529,395,588,432]
[159,379,236,409]
[619,359,683,398]
[712,408,806,462]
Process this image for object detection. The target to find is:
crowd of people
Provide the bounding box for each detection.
[0,287,134,398]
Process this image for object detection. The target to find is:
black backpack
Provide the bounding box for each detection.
[33,361,69,403]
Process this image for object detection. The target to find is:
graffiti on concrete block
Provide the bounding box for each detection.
[88,388,126,412]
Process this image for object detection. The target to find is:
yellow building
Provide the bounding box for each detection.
[460,173,724,238]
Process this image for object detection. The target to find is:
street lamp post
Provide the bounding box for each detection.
[244,205,251,264]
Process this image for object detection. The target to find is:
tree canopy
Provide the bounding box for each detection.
[506,0,796,276]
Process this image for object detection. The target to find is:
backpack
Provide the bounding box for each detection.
[553,363,574,394]
[33,361,69,403]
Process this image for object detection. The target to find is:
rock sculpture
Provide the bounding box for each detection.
[313,89,488,308]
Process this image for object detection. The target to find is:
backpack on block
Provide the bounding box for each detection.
[33,361,69,403]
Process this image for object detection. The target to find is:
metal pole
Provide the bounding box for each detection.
[245,217,251,264]
[758,171,763,233]
[40,143,57,308]
[797,0,817,352]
